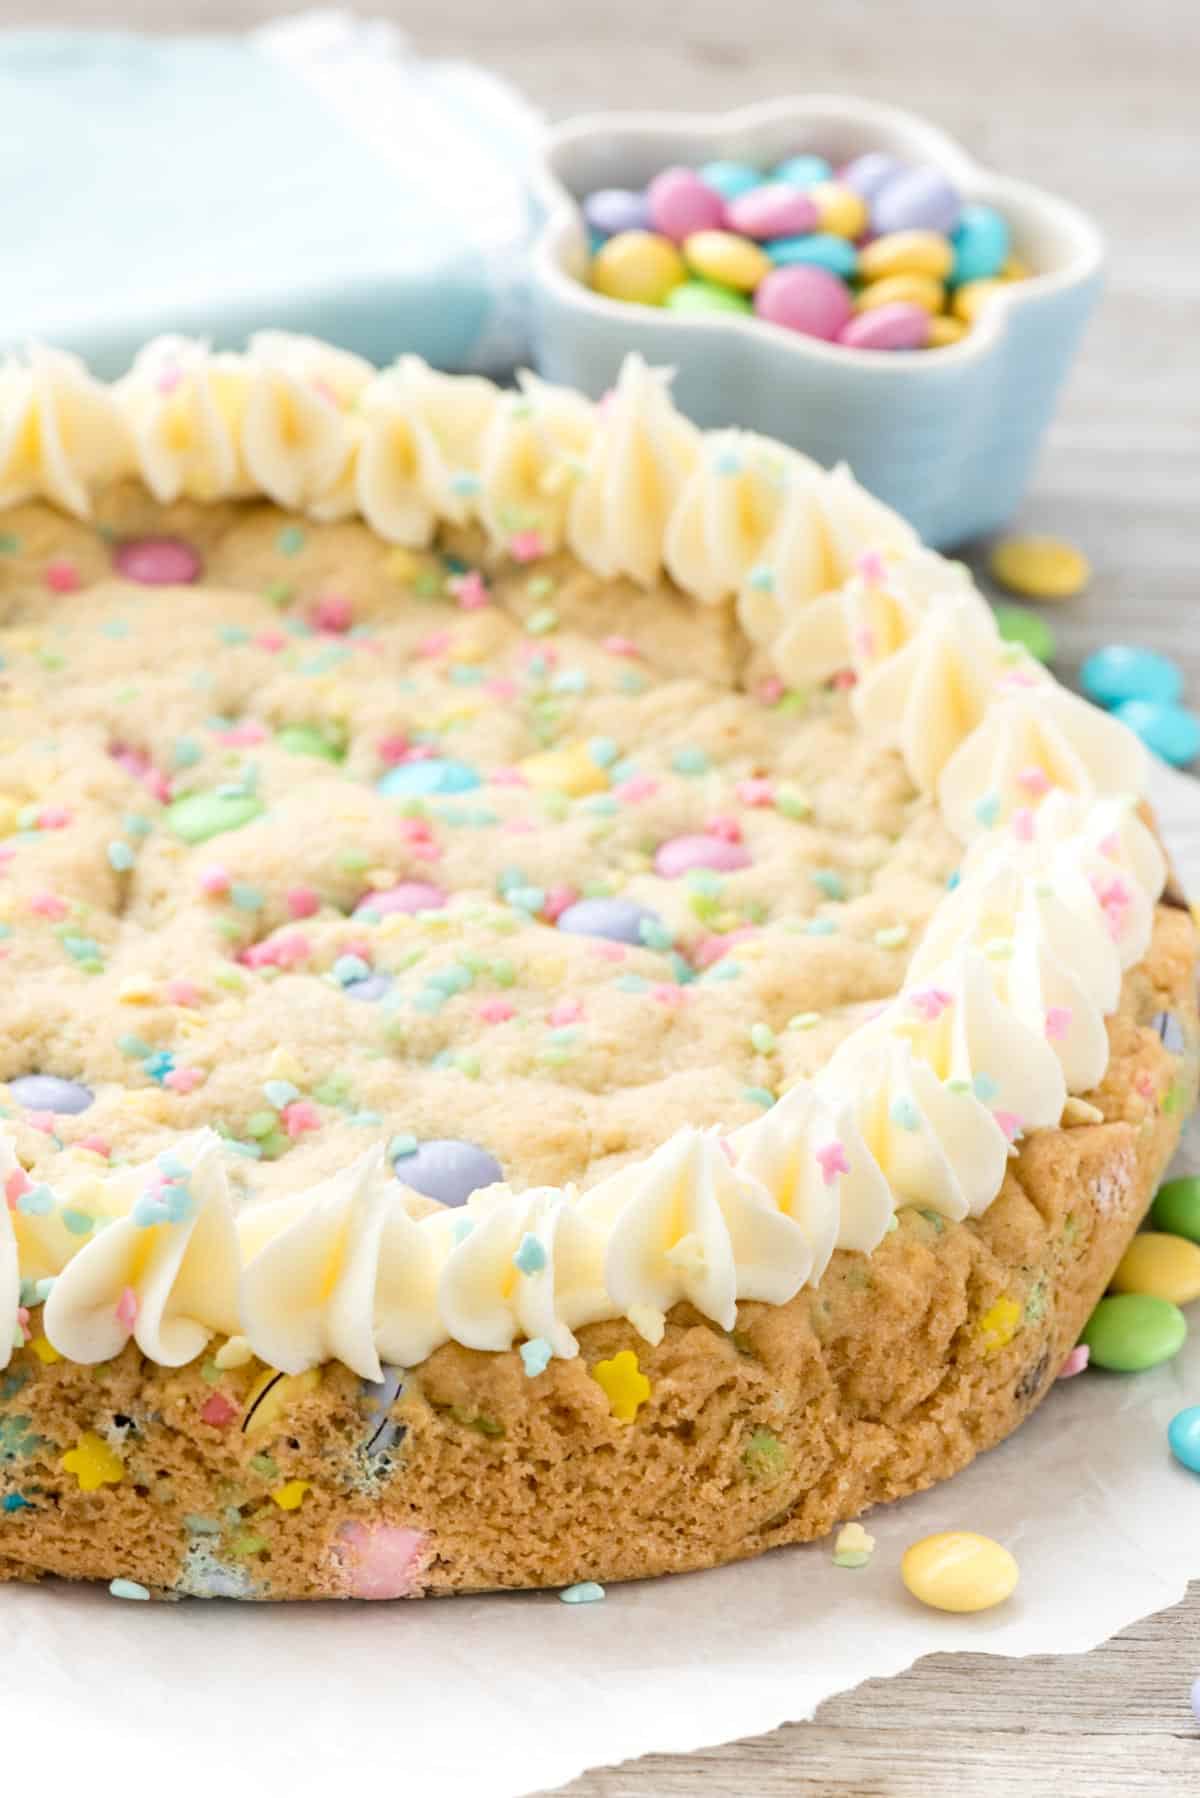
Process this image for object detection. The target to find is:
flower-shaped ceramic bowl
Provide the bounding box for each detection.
[529,96,1104,547]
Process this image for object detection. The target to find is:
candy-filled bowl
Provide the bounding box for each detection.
[529,95,1104,547]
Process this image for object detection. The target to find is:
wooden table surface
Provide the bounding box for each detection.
[15,0,1200,1789]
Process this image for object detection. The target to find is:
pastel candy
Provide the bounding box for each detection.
[684,230,771,292]
[854,273,945,315]
[1152,1175,1200,1243]
[8,1074,94,1114]
[1115,700,1200,767]
[951,204,1011,285]
[655,834,752,877]
[113,537,202,585]
[766,233,857,278]
[1080,1293,1187,1371]
[1167,1406,1200,1474]
[838,303,931,351]
[342,972,395,1003]
[360,1366,407,1458]
[590,231,685,305]
[771,153,833,188]
[275,724,344,762]
[557,897,663,945]
[167,790,264,843]
[1081,645,1183,708]
[989,534,1090,600]
[872,166,962,236]
[1111,1232,1200,1307]
[665,280,752,317]
[839,151,904,199]
[646,167,726,243]
[755,265,853,340]
[858,230,954,282]
[378,757,481,797]
[337,1521,426,1600]
[354,882,447,918]
[698,159,762,200]
[393,1138,503,1208]
[809,181,869,239]
[725,183,820,240]
[993,604,1056,664]
[901,1531,1019,1613]
[583,188,650,238]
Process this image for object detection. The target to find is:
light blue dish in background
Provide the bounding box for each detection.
[530,96,1105,548]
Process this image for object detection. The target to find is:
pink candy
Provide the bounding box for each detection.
[336,1522,426,1600]
[726,182,819,240]
[654,834,752,878]
[754,266,852,341]
[647,166,726,242]
[355,881,447,917]
[312,593,353,634]
[113,537,202,585]
[838,302,931,351]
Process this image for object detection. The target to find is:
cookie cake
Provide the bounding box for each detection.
[0,336,1194,1600]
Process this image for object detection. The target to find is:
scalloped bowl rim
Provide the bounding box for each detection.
[530,94,1106,375]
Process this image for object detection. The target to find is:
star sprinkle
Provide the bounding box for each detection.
[815,1140,850,1185]
[592,1349,651,1423]
[62,1432,125,1491]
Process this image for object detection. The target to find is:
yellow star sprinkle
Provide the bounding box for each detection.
[62,1432,125,1491]
[30,1336,61,1366]
[270,1480,313,1512]
[592,1349,651,1424]
[979,1296,1022,1357]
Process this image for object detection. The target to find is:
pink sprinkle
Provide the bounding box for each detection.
[706,815,743,844]
[254,630,287,653]
[217,722,268,747]
[450,570,489,610]
[164,978,202,1006]
[337,1522,426,1600]
[816,1140,850,1185]
[29,892,68,921]
[855,549,887,584]
[651,983,686,1006]
[156,364,184,394]
[693,926,756,969]
[282,1100,320,1138]
[44,558,81,594]
[488,767,529,788]
[601,635,642,659]
[542,883,578,922]
[115,1286,139,1332]
[1044,1006,1072,1041]
[416,629,452,659]
[398,818,433,843]
[736,778,774,808]
[200,1391,238,1428]
[1098,831,1121,859]
[852,625,877,659]
[25,1112,57,1136]
[1017,766,1052,795]
[114,537,201,586]
[198,865,230,898]
[78,1135,111,1158]
[146,768,172,804]
[409,840,442,863]
[548,999,583,1027]
[504,818,536,835]
[909,986,953,1022]
[614,773,659,805]
[1136,1070,1157,1101]
[1012,807,1035,841]
[377,734,409,766]
[593,941,627,963]
[110,743,151,780]
[271,933,312,968]
[519,640,558,669]
[485,677,519,701]
[310,377,339,408]
[1058,1345,1090,1380]
[994,1110,1022,1141]
[4,1169,31,1208]
[17,1307,30,1343]
[831,669,858,691]
[37,807,71,830]
[163,1066,204,1094]
[1000,668,1040,690]
[758,676,785,706]
[343,936,374,963]
[313,593,353,634]
[286,886,320,920]
[478,999,516,1025]
[509,530,546,564]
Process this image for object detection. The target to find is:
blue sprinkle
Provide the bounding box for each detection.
[513,1233,547,1275]
[671,746,711,776]
[587,736,619,768]
[520,1337,553,1377]
[157,1151,189,1177]
[143,1051,175,1082]
[559,1581,605,1604]
[133,1194,170,1228]
[638,918,674,952]
[16,1185,54,1218]
[107,840,135,872]
[332,954,371,986]
[60,1208,95,1237]
[811,869,846,901]
[452,1216,475,1245]
[123,813,152,837]
[388,1134,419,1161]
[974,792,1002,828]
[805,918,837,936]
[507,885,546,914]
[616,974,650,993]
[109,1578,151,1601]
[746,564,775,592]
[2,1494,33,1513]
[230,883,264,913]
[161,1183,196,1225]
[890,1096,921,1131]
[713,449,743,475]
[973,1071,1000,1103]
[946,869,961,890]
[173,737,202,768]
[263,1080,300,1111]
[449,471,481,497]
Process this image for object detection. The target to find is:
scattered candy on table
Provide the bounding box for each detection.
[580,148,1029,350]
[1113,699,1200,768]
[1167,1406,1200,1475]
[1111,1232,1200,1307]
[988,534,1090,600]
[901,1531,1019,1613]
[1079,1293,1188,1372]
[1078,645,1198,768]
[1152,1175,1200,1243]
[992,604,1056,664]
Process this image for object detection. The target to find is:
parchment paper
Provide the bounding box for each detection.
[3,764,1198,1797]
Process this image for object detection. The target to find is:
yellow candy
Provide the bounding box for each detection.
[927,314,969,347]
[988,534,1091,601]
[858,230,954,282]
[1002,254,1032,281]
[519,743,609,799]
[591,230,685,306]
[30,1335,61,1365]
[270,1479,313,1511]
[1111,1232,1200,1306]
[682,230,771,293]
[809,182,869,239]
[902,1531,1019,1613]
[854,273,945,315]
[242,1366,323,1441]
[592,1349,651,1423]
[62,1431,125,1492]
[952,278,1009,325]
[0,794,20,836]
[978,1294,1022,1356]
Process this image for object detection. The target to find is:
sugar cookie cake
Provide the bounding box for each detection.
[0,338,1194,1600]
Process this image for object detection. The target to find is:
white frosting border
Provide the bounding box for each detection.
[0,338,1169,1379]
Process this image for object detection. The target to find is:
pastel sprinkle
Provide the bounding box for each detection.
[520,1338,553,1377]
[109,1578,151,1601]
[559,1581,605,1604]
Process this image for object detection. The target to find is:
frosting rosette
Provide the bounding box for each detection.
[477,372,596,553]
[0,345,130,517]
[240,331,373,518]
[356,356,500,545]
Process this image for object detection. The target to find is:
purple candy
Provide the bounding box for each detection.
[871,165,962,237]
[839,152,905,200]
[113,537,203,586]
[393,1139,503,1208]
[655,835,753,878]
[8,1074,94,1115]
[354,882,448,918]
[343,972,395,1003]
[583,187,651,238]
[646,167,726,243]
[726,183,820,241]
[556,897,663,946]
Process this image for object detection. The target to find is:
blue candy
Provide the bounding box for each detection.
[8,1074,94,1115]
[377,757,481,798]
[698,159,762,200]
[1114,699,1200,767]
[765,233,858,278]
[1081,645,1183,709]
[950,204,1011,285]
[392,1138,502,1208]
[556,897,664,945]
[771,154,833,189]
[1167,1405,1200,1473]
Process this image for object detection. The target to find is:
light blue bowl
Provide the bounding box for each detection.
[530,97,1104,548]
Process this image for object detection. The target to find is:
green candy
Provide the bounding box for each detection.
[275,724,345,763]
[664,279,752,317]
[1080,1293,1187,1372]
[167,790,264,845]
[993,603,1056,664]
[1151,1175,1200,1243]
